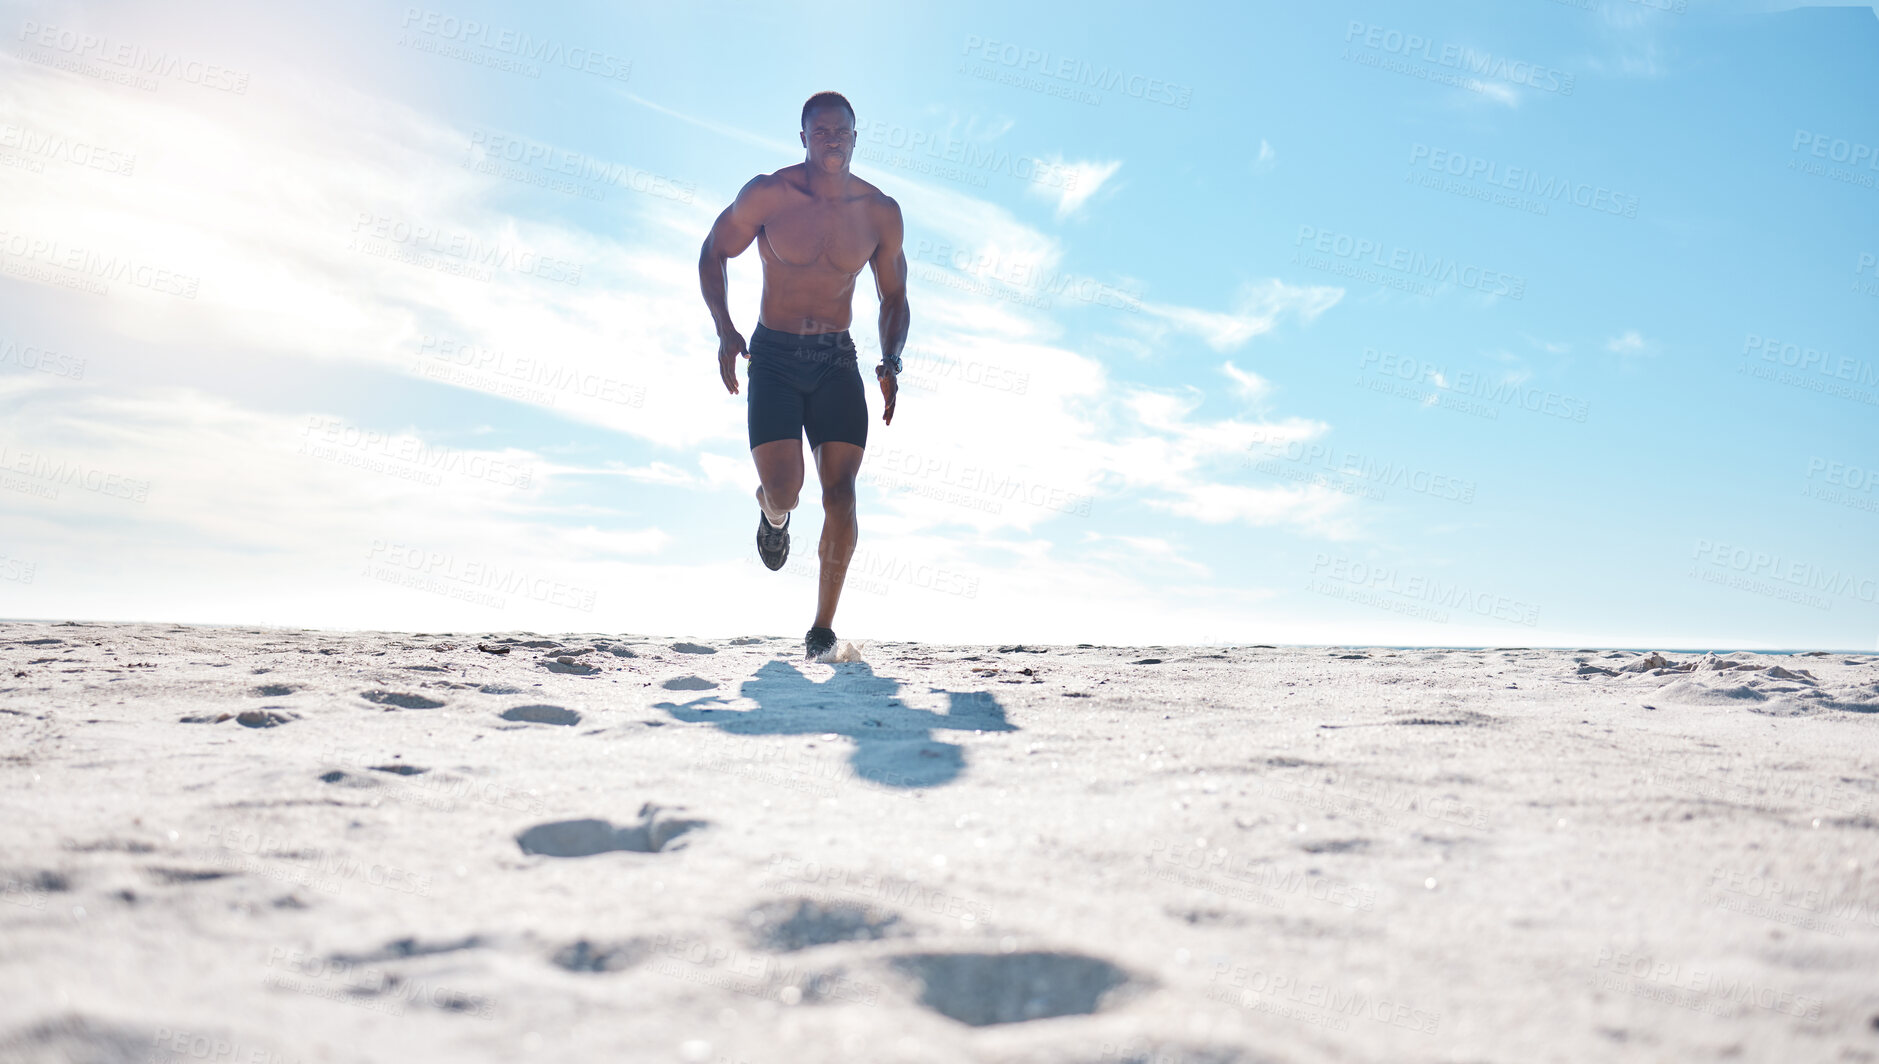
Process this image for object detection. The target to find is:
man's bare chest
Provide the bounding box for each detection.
[759,200,876,274]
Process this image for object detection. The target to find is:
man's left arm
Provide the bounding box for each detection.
[869,196,909,426]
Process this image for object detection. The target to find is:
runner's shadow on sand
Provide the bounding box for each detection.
[654,660,1016,789]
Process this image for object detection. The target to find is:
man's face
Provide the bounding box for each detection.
[801,105,855,174]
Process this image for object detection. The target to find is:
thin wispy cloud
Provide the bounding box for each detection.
[1605,330,1652,355]
[1136,279,1344,352]
[1252,139,1276,174]
[1220,361,1272,404]
[1026,156,1122,219]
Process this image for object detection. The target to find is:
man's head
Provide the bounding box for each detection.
[800,91,855,175]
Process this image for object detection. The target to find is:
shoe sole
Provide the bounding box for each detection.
[757,513,789,571]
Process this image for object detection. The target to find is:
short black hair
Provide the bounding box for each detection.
[801,91,855,130]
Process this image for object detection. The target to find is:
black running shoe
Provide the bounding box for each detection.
[756,511,790,571]
[805,626,837,661]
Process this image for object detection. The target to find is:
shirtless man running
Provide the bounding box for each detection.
[698,90,910,661]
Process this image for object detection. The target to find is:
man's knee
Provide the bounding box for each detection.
[762,480,801,512]
[821,477,857,515]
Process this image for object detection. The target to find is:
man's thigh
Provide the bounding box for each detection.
[813,441,865,491]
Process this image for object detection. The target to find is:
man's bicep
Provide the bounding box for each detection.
[707,177,767,257]
[871,199,908,299]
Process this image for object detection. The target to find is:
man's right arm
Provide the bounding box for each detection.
[699,177,768,394]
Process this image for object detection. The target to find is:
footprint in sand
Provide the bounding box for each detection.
[236,710,298,728]
[368,763,427,775]
[318,769,374,785]
[252,683,298,697]
[744,899,904,952]
[886,951,1139,1026]
[146,868,233,884]
[542,657,600,676]
[360,690,445,710]
[328,935,485,964]
[515,804,706,857]
[670,642,717,654]
[500,705,581,726]
[551,938,644,973]
[661,676,717,691]
[1300,838,1371,855]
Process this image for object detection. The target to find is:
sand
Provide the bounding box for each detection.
[2,621,1877,1063]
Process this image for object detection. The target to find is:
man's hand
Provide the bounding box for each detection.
[718,330,748,395]
[876,362,898,425]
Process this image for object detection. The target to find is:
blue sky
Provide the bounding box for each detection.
[1,0,1875,647]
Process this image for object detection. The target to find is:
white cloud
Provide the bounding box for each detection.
[1465,81,1521,107]
[1221,361,1272,404]
[1136,278,1344,352]
[1252,139,1277,175]
[1605,330,1652,355]
[1025,156,1123,219]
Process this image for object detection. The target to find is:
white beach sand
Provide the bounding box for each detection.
[2,622,1877,1063]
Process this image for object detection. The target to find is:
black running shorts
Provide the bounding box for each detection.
[746,322,869,451]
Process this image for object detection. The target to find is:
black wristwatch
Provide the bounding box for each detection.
[882,352,902,376]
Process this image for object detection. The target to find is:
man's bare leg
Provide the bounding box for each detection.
[810,441,865,630]
[752,439,804,525]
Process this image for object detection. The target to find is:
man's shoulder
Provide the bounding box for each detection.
[854,179,900,215]
[741,167,802,201]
